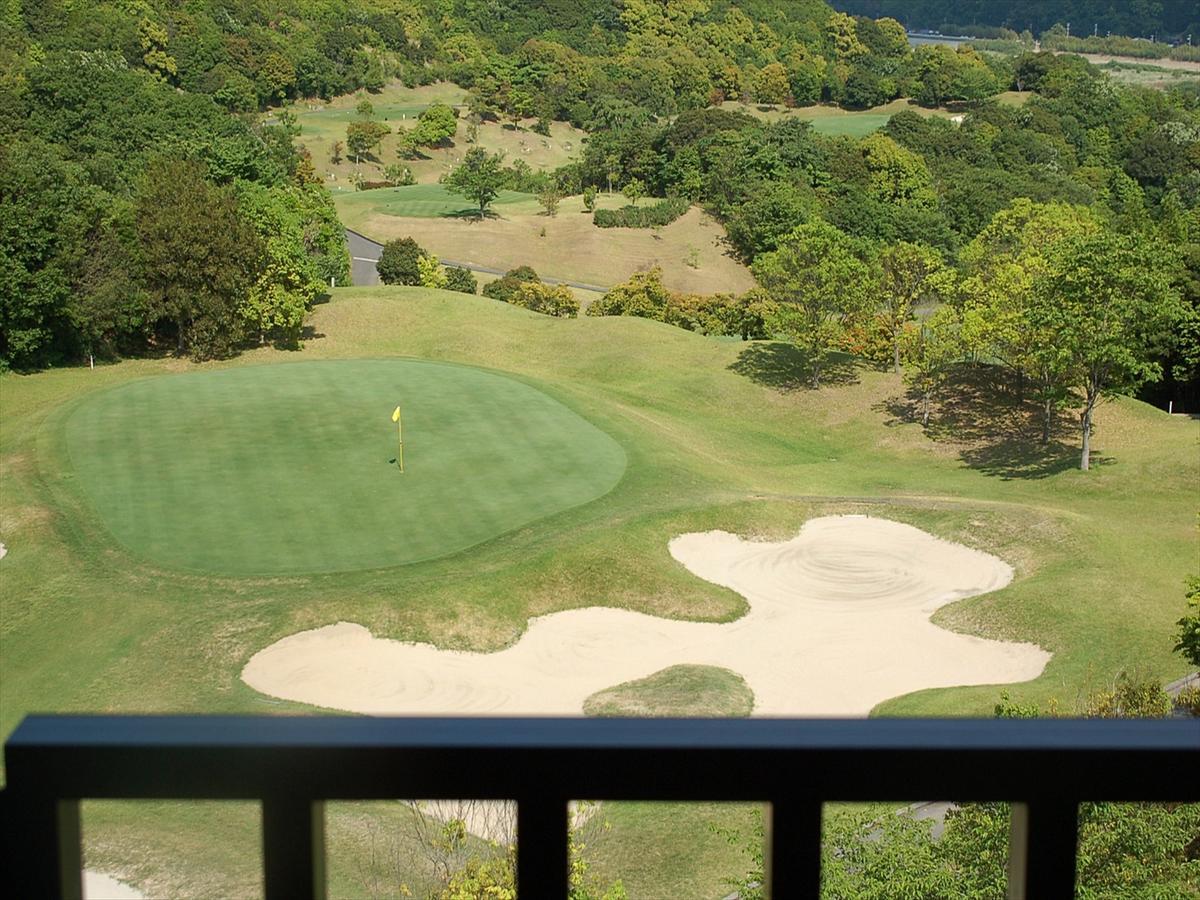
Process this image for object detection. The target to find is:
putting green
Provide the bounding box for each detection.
[61,360,625,574]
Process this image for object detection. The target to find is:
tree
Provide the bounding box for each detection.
[411,101,458,148]
[376,237,425,286]
[751,222,875,388]
[483,266,540,303]
[587,268,672,320]
[1174,576,1200,668]
[878,242,948,374]
[621,178,645,206]
[511,281,579,318]
[346,120,389,165]
[417,254,448,289]
[444,148,507,217]
[1029,232,1185,470]
[537,185,562,216]
[582,185,598,212]
[134,158,261,360]
[903,306,962,427]
[444,267,478,295]
[330,141,343,165]
[959,200,1100,443]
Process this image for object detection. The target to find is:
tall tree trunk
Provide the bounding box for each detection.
[893,328,901,375]
[1080,405,1093,470]
[922,390,931,427]
[1042,397,1053,445]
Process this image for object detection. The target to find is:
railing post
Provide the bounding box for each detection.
[1007,800,1078,900]
[766,800,823,898]
[262,797,326,900]
[3,792,82,900]
[517,796,568,900]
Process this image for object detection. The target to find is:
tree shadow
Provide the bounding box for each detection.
[728,341,860,391]
[440,207,502,221]
[876,365,1111,480]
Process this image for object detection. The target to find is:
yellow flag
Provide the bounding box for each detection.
[391,406,401,423]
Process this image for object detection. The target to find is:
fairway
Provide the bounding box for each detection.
[59,359,625,575]
[336,183,536,219]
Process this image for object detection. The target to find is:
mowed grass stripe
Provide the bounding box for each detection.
[61,360,625,575]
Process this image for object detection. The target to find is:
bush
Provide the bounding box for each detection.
[357,180,396,191]
[593,198,689,229]
[482,265,540,303]
[588,269,773,339]
[510,282,579,318]
[444,266,477,294]
[376,237,425,285]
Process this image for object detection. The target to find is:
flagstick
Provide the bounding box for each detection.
[397,410,404,473]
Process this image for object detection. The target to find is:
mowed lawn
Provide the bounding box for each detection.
[57,360,625,574]
[2,287,1198,897]
[338,183,537,220]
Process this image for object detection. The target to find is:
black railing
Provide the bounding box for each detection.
[2,715,1197,899]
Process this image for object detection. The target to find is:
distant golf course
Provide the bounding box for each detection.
[57,359,625,574]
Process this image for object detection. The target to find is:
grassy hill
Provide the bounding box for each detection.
[2,288,1196,896]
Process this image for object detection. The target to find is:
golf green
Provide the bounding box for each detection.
[61,360,626,574]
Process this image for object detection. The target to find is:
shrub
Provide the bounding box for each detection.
[588,269,773,339]
[377,237,425,285]
[444,266,477,294]
[357,180,397,191]
[417,254,448,289]
[593,197,689,229]
[482,266,540,303]
[510,282,579,318]
[582,185,598,212]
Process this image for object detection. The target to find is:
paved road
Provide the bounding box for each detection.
[344,228,609,293]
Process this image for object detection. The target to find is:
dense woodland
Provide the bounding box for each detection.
[2,0,1199,418]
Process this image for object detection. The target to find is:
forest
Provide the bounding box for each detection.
[1,0,1199,413]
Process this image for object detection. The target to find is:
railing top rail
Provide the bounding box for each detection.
[8,714,1199,752]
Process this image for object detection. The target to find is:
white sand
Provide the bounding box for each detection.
[242,516,1050,716]
[83,871,144,899]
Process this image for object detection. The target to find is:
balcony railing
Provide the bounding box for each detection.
[2,715,1197,899]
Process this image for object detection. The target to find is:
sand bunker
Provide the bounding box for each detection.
[83,870,144,899]
[243,516,1050,716]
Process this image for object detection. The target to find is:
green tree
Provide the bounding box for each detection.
[134,158,261,360]
[376,237,425,286]
[582,185,598,212]
[483,266,540,303]
[621,177,646,206]
[903,306,962,427]
[345,119,389,165]
[878,242,948,374]
[1029,232,1185,470]
[444,267,478,295]
[412,101,458,148]
[959,200,1100,443]
[587,268,672,320]
[417,253,449,289]
[511,281,579,318]
[751,222,875,388]
[444,147,507,217]
[1175,576,1200,668]
[537,184,562,216]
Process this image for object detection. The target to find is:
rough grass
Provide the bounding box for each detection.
[285,80,586,192]
[340,201,756,295]
[3,287,1197,896]
[717,93,1031,136]
[583,665,754,718]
